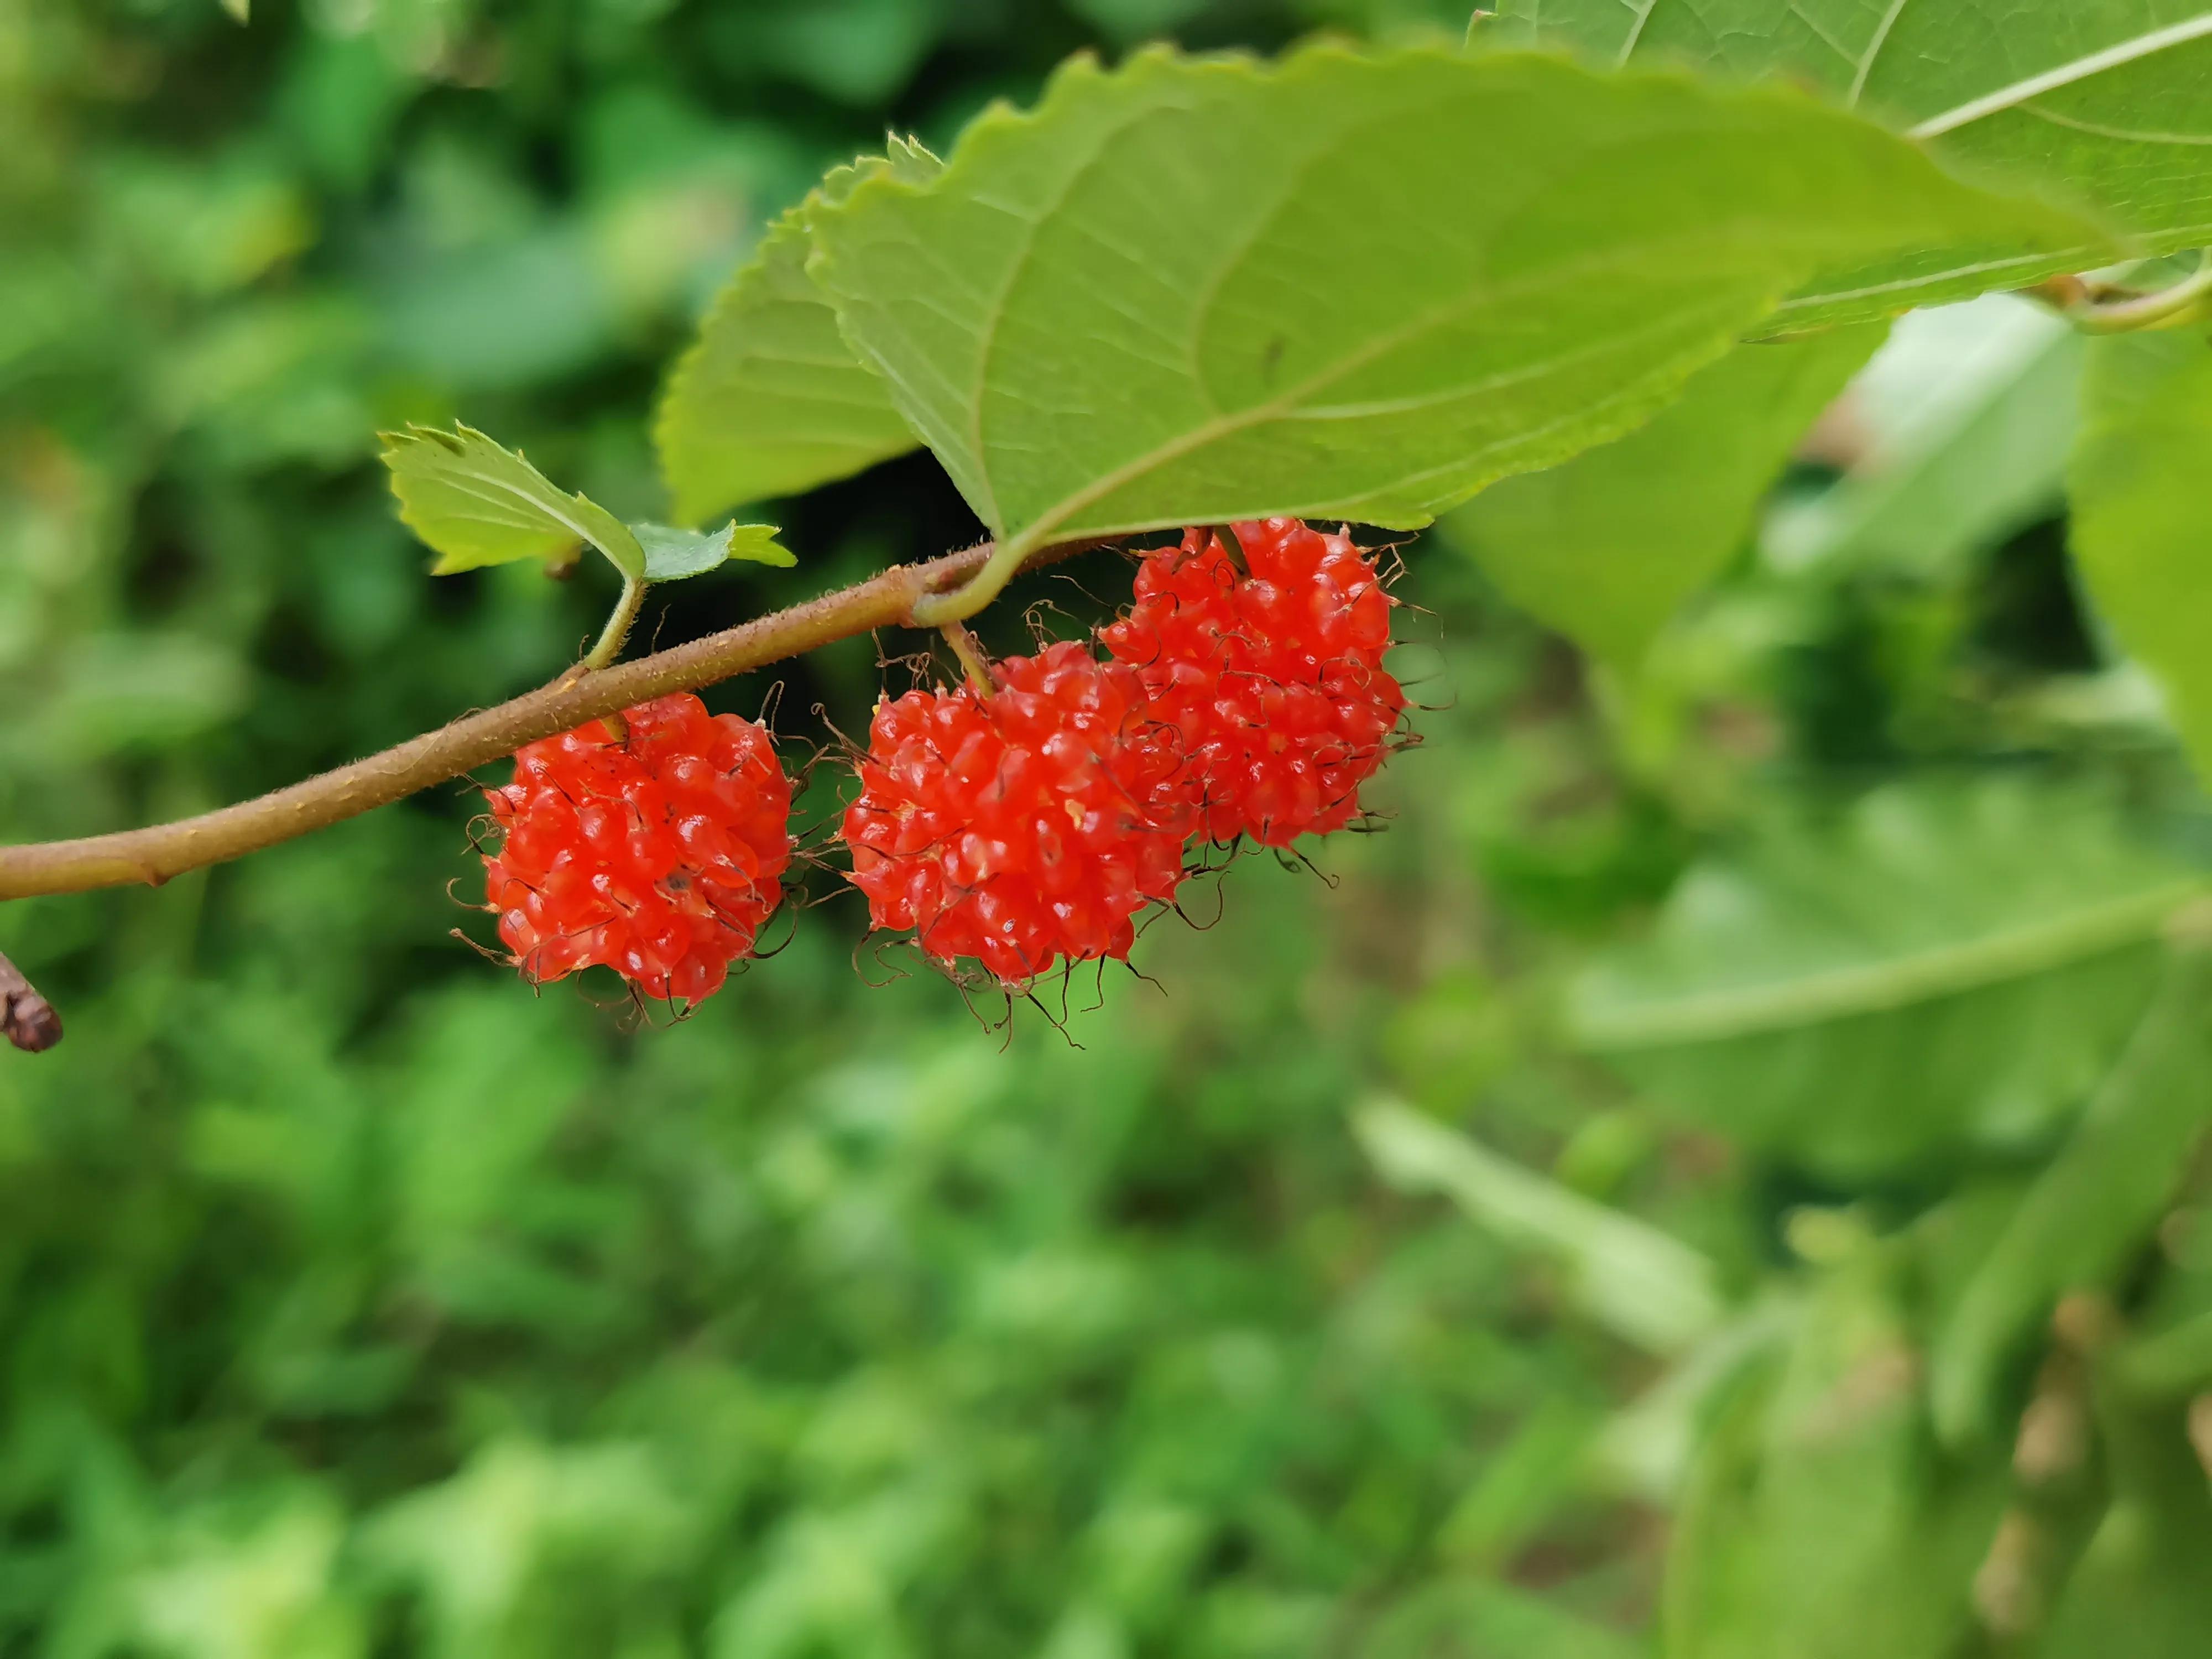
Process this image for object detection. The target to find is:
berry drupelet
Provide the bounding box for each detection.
[842,640,1190,988]
[482,693,791,1004]
[1100,517,1403,846]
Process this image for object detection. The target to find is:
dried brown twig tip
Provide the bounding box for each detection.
[1,951,61,1052]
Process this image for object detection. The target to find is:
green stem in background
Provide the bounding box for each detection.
[583,573,649,671]
[2073,256,2212,333]
[2028,253,2212,334]
[0,535,1099,904]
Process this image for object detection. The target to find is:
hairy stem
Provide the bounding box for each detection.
[1,951,61,1052]
[584,573,649,670]
[0,536,1097,902]
[909,537,1033,627]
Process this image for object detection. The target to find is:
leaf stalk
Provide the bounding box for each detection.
[909,538,1032,627]
[584,573,649,670]
[2028,252,2212,335]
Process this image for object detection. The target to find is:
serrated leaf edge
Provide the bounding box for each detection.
[380,423,645,581]
[811,40,2111,559]
[653,139,944,527]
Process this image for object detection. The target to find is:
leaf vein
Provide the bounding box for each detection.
[1021,255,1757,544]
[1911,13,2212,139]
[1847,0,1913,106]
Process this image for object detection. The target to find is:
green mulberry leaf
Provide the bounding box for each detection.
[2069,330,2212,781]
[805,45,2104,571]
[1479,1,2211,327]
[654,139,938,525]
[1572,778,2203,1178]
[1442,326,1884,665]
[632,521,795,582]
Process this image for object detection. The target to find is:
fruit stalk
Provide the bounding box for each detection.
[0,536,1097,902]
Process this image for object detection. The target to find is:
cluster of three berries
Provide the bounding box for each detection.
[482,518,1406,1003]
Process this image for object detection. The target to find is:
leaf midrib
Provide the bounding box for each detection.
[1611,7,2212,147]
[1910,12,2212,140]
[1848,0,1915,107]
[1575,878,2203,1048]
[428,472,585,536]
[1005,260,1757,552]
[1773,241,2112,316]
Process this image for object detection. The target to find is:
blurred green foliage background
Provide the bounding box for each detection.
[6,2,2212,1656]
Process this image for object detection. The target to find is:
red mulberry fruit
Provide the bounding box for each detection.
[482,693,791,1004]
[842,641,1190,988]
[1099,518,1403,846]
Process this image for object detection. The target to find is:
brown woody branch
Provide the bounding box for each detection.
[1,952,61,1052]
[0,536,1094,906]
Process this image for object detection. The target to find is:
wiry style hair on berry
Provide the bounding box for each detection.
[481,693,793,1006]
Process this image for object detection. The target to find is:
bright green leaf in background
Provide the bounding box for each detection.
[805,45,2102,565]
[129,1489,359,1659]
[1358,1579,1645,1659]
[1572,779,2203,1177]
[2069,330,2212,779]
[654,140,939,525]
[380,424,644,581]
[633,521,795,582]
[1931,944,2212,1443]
[1442,326,1882,666]
[2036,1390,2212,1657]
[1765,295,2083,578]
[1663,1244,2008,1659]
[1479,2,2212,325]
[1357,1098,1726,1355]
[1594,1305,1797,1505]
[723,1,945,107]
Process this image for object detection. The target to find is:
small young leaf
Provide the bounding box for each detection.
[1442,326,1883,666]
[806,45,2103,568]
[632,521,795,582]
[381,424,644,581]
[654,141,939,526]
[2069,331,2212,780]
[1481,0,2209,327]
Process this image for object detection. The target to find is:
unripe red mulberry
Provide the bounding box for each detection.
[841,641,1190,988]
[1099,518,1403,846]
[482,693,791,1004]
